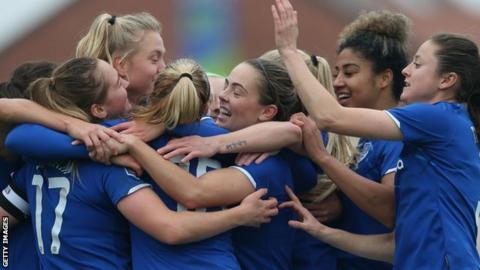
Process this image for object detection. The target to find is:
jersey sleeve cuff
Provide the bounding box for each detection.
[230,166,257,189]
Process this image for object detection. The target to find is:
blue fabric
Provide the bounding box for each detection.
[337,138,401,270]
[387,102,480,270]
[10,161,148,270]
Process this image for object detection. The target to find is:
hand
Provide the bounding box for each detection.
[272,0,299,54]
[111,154,143,176]
[240,188,279,227]
[66,119,123,151]
[235,152,271,166]
[111,120,165,142]
[279,186,326,236]
[88,134,131,164]
[156,136,217,163]
[290,113,329,162]
[301,192,342,223]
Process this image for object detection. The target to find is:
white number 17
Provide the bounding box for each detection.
[32,174,70,255]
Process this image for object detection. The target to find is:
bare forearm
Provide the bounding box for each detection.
[316,226,394,263]
[128,138,200,205]
[0,98,75,132]
[216,121,302,154]
[281,51,342,129]
[163,206,248,244]
[315,154,395,227]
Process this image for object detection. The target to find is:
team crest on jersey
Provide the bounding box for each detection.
[396,159,404,171]
[353,141,372,170]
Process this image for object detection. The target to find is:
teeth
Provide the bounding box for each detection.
[337,94,350,99]
[220,107,231,116]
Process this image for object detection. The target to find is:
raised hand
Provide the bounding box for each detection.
[156,135,218,163]
[239,188,279,227]
[271,0,299,53]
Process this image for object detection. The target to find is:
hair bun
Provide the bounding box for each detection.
[339,10,411,45]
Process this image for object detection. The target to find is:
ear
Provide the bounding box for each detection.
[376,69,393,89]
[258,105,278,122]
[112,55,129,79]
[91,104,108,119]
[438,72,458,90]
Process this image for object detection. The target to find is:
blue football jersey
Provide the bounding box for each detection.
[0,157,40,270]
[130,133,240,270]
[337,138,401,270]
[3,161,149,270]
[231,152,317,270]
[387,102,480,270]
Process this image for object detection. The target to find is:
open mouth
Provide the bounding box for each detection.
[219,106,231,117]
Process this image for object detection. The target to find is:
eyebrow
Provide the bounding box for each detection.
[342,63,360,69]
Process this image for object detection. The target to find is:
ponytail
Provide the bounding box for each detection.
[28,78,90,122]
[134,58,210,129]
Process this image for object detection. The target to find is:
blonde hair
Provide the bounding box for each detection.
[27,58,107,123]
[261,49,359,201]
[134,58,210,130]
[76,12,162,64]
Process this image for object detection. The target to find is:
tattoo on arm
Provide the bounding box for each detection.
[225,140,247,151]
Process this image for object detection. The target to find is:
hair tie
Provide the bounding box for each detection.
[108,15,117,25]
[310,54,319,67]
[179,73,193,80]
[48,77,56,90]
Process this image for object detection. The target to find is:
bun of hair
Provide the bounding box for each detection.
[339,10,411,45]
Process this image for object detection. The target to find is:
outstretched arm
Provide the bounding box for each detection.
[280,186,394,263]
[118,187,278,244]
[123,135,256,209]
[271,0,402,140]
[0,98,121,150]
[158,121,302,163]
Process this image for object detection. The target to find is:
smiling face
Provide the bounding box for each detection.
[123,30,166,104]
[97,60,131,118]
[333,48,383,109]
[216,62,272,131]
[206,76,225,122]
[400,40,443,104]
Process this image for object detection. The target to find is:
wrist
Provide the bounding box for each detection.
[313,150,333,167]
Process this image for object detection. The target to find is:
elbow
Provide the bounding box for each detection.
[161,224,187,245]
[285,122,302,145]
[178,188,205,210]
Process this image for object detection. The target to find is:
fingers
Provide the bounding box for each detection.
[254,153,270,164]
[285,185,301,203]
[251,188,268,199]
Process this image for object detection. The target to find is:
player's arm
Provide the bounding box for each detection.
[0,98,120,150]
[158,121,302,162]
[0,183,29,228]
[272,0,402,140]
[280,185,394,262]
[125,135,256,208]
[117,187,278,244]
[296,113,396,227]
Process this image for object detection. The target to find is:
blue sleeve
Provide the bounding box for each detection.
[280,149,318,193]
[5,119,128,161]
[377,141,403,176]
[103,165,151,206]
[386,103,454,144]
[6,124,89,160]
[171,118,229,137]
